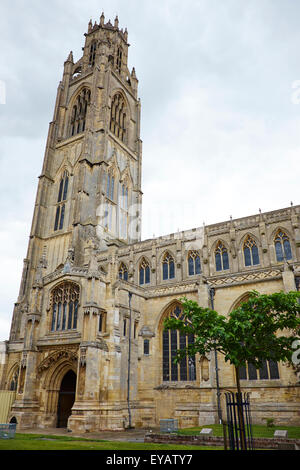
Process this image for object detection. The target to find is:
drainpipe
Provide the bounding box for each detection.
[127,291,133,428]
[209,287,222,424]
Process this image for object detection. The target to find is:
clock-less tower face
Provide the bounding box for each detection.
[29,14,142,272]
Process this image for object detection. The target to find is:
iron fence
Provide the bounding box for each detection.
[224,392,254,450]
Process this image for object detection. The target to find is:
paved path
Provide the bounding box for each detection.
[19,427,157,443]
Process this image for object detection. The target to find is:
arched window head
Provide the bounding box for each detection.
[54,171,69,231]
[89,40,97,67]
[110,93,126,142]
[116,47,122,74]
[274,230,292,262]
[243,235,259,267]
[188,250,201,276]
[50,282,80,332]
[162,252,175,280]
[162,303,196,382]
[119,262,128,281]
[215,241,229,271]
[139,258,150,285]
[70,88,91,137]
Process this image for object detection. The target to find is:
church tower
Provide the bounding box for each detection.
[10,14,142,342]
[4,15,143,430]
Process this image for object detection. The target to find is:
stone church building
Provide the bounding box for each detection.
[0,14,299,431]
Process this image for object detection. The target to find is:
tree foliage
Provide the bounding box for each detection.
[163,290,300,369]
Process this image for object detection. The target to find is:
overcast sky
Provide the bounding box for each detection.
[1,0,300,341]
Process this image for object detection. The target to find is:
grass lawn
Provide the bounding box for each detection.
[179,424,300,439]
[1,424,299,450]
[0,433,223,451]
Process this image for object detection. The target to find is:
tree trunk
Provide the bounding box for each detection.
[235,366,246,450]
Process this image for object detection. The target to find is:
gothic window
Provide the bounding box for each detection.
[54,171,69,231]
[119,182,129,240]
[162,252,175,280]
[110,93,126,142]
[243,235,260,266]
[116,47,122,74]
[162,303,196,382]
[139,258,150,285]
[98,311,106,333]
[106,172,115,201]
[89,40,97,67]
[144,339,150,355]
[239,360,279,380]
[188,250,201,275]
[50,282,80,332]
[70,88,91,136]
[215,241,229,271]
[103,169,116,232]
[274,230,292,262]
[9,369,19,391]
[119,262,128,281]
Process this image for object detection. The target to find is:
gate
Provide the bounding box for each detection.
[224,392,254,450]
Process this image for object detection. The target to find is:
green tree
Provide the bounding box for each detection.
[164,290,300,449]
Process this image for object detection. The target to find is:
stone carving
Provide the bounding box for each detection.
[37,349,78,374]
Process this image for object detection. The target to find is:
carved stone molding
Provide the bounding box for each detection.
[208,268,282,288]
[37,349,78,374]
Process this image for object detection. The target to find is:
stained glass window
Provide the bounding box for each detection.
[162,303,196,382]
[243,236,260,266]
[50,282,80,332]
[119,263,128,281]
[162,252,175,280]
[274,230,292,262]
[188,250,201,275]
[215,241,229,271]
[239,360,280,380]
[139,258,150,285]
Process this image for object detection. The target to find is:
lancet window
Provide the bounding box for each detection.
[162,303,196,382]
[243,235,260,266]
[188,250,201,275]
[274,230,292,262]
[162,252,175,280]
[54,170,69,231]
[139,258,150,285]
[110,93,126,142]
[70,88,91,136]
[215,241,229,271]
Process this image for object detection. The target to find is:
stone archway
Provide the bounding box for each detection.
[56,370,77,428]
[37,349,78,428]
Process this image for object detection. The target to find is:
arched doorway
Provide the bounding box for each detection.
[56,370,76,428]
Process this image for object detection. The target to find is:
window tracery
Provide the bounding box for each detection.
[110,93,126,142]
[274,230,292,262]
[50,282,80,331]
[54,170,69,231]
[162,252,175,280]
[162,303,196,382]
[215,241,229,271]
[70,88,91,136]
[188,250,201,275]
[243,235,259,266]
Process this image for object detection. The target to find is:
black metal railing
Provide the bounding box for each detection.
[224,391,254,450]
